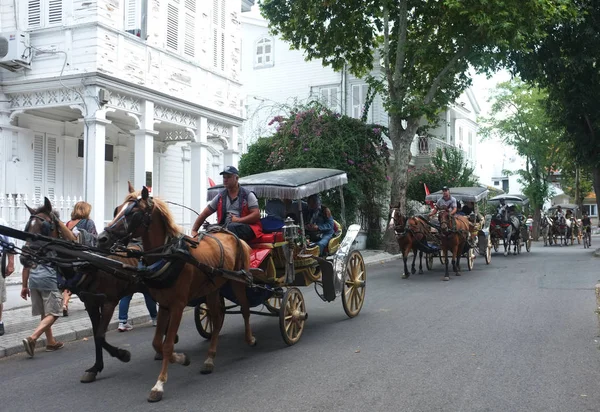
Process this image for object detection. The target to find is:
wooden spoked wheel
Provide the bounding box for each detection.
[194,303,213,340]
[264,295,282,314]
[467,247,475,271]
[426,253,434,270]
[279,288,307,346]
[342,250,366,318]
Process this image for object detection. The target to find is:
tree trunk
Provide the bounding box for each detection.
[383,114,420,253]
[593,166,600,229]
[532,206,542,241]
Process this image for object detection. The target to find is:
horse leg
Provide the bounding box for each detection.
[442,248,450,281]
[401,247,410,279]
[80,301,104,383]
[152,306,170,360]
[503,236,509,256]
[418,251,424,274]
[230,282,257,346]
[410,248,418,275]
[454,242,462,276]
[200,292,225,375]
[148,305,189,403]
[99,302,131,362]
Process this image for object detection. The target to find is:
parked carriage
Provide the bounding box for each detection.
[548,204,581,245]
[488,194,532,254]
[424,186,492,270]
[197,168,366,345]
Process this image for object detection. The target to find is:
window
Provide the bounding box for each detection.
[493,181,500,186]
[352,84,372,120]
[254,37,273,68]
[164,0,197,58]
[502,179,509,193]
[318,86,339,111]
[468,131,473,158]
[583,204,597,217]
[78,140,114,162]
[124,0,142,37]
[26,0,63,29]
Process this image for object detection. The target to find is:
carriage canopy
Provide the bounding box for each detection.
[488,194,530,206]
[206,168,348,201]
[548,204,579,212]
[425,186,489,203]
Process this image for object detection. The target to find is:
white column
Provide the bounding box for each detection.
[132,129,158,191]
[83,112,110,227]
[190,117,208,215]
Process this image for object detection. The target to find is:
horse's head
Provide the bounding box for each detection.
[438,210,451,232]
[388,204,406,231]
[97,183,154,251]
[20,197,69,267]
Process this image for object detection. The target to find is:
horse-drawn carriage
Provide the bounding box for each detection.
[198,168,366,345]
[547,204,580,246]
[423,186,493,271]
[488,194,532,255]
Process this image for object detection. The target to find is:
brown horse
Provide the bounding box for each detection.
[388,206,425,278]
[20,197,141,383]
[96,184,254,402]
[437,210,471,281]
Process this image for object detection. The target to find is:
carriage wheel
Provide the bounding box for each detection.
[485,239,492,264]
[526,238,531,252]
[194,303,214,340]
[264,295,282,314]
[426,253,434,270]
[279,287,307,346]
[342,250,367,318]
[467,247,475,271]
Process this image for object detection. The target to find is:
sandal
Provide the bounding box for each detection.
[63,305,69,317]
[22,337,36,358]
[46,341,64,352]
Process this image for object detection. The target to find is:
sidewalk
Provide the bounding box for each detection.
[0,250,401,359]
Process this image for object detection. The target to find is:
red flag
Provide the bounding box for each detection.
[424,183,434,208]
[208,177,216,187]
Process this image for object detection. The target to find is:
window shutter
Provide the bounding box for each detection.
[183,0,196,57]
[47,0,63,25]
[33,134,44,200]
[212,0,226,70]
[166,2,179,51]
[46,136,57,199]
[28,0,41,28]
[124,0,141,32]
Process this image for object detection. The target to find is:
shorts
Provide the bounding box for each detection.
[0,276,5,304]
[30,289,63,317]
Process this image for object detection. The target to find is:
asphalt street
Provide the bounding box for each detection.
[1,243,599,412]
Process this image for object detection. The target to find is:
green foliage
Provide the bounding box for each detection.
[560,166,594,207]
[239,103,390,247]
[260,0,575,223]
[479,79,563,211]
[406,147,478,203]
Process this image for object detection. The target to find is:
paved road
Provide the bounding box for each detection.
[1,243,599,412]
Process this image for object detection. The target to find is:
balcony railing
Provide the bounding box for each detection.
[416,135,454,156]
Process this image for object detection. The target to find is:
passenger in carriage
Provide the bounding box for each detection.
[262,198,296,232]
[191,166,262,242]
[554,205,565,224]
[303,194,334,256]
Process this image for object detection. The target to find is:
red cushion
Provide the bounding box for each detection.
[249,231,284,245]
[250,249,271,268]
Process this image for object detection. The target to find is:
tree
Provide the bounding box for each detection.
[406,147,478,203]
[260,0,574,251]
[239,103,390,248]
[559,164,594,211]
[479,79,564,239]
[513,0,600,222]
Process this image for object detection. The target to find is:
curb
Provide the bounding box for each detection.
[364,255,402,266]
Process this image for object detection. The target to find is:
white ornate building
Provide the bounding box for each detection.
[0,0,254,228]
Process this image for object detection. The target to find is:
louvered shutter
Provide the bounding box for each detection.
[166,1,179,51]
[28,0,41,28]
[212,0,226,70]
[47,0,62,25]
[46,135,57,200]
[183,0,196,57]
[124,0,141,35]
[33,134,44,201]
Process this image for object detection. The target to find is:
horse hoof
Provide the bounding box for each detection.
[148,390,163,403]
[154,353,163,361]
[80,372,97,383]
[418,270,424,275]
[200,362,214,375]
[504,252,508,256]
[401,274,409,279]
[455,273,461,276]
[248,337,257,347]
[118,350,131,363]
[442,277,450,281]
[411,268,416,275]
[182,354,191,366]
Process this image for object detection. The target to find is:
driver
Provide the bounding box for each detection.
[554,205,565,225]
[428,186,457,227]
[191,166,262,242]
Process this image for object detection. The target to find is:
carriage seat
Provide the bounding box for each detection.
[323,220,343,255]
[248,231,285,247]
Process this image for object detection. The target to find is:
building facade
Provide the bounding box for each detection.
[0,0,254,228]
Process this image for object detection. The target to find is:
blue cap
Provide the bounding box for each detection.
[220,166,239,175]
[442,186,449,191]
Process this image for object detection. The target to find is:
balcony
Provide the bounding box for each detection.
[411,135,455,167]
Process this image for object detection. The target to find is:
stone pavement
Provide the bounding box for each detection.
[0,250,400,359]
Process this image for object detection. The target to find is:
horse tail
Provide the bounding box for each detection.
[237,239,252,272]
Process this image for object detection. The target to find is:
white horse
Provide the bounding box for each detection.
[540,214,552,246]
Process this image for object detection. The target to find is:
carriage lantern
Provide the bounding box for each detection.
[282,217,299,242]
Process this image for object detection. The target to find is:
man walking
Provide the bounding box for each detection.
[0,217,15,336]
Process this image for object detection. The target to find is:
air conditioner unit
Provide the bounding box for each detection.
[0,31,31,71]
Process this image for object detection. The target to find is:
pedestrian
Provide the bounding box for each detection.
[63,201,98,317]
[0,217,16,336]
[117,291,158,331]
[21,262,64,357]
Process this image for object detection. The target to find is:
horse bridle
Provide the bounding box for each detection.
[104,199,153,246]
[25,212,61,239]
[389,208,407,232]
